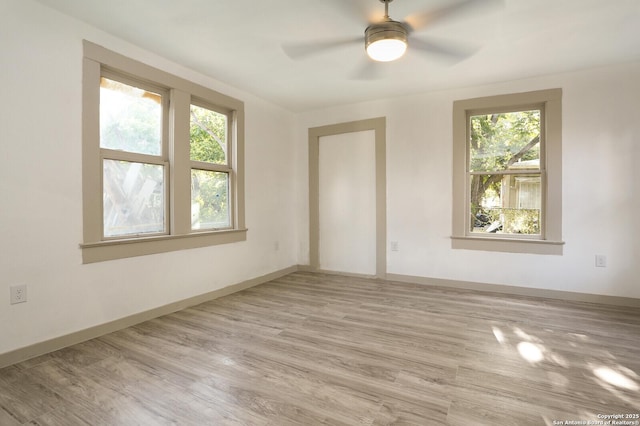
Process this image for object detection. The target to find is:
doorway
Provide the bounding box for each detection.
[308,117,386,278]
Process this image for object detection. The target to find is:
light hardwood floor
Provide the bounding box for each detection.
[1,272,639,425]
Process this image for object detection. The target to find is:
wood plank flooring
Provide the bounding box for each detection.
[1,271,639,425]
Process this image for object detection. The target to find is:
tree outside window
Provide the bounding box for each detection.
[190,104,231,230]
[468,110,542,235]
[451,89,563,254]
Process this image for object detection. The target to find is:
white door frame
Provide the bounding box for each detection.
[308,117,387,278]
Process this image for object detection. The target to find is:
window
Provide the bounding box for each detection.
[452,89,563,254]
[468,109,542,236]
[100,75,168,238]
[189,103,231,231]
[81,41,246,263]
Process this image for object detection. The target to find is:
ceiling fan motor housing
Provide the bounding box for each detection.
[365,20,408,61]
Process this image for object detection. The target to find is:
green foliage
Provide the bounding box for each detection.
[502,208,540,234]
[469,110,542,234]
[470,110,540,172]
[189,105,230,228]
[101,82,231,230]
[190,105,227,164]
[191,170,229,229]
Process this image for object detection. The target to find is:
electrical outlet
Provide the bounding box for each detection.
[595,255,607,268]
[10,284,27,304]
[390,241,399,252]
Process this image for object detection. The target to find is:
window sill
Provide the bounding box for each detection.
[451,235,564,255]
[80,228,248,263]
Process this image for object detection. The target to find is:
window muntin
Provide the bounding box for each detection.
[467,109,543,237]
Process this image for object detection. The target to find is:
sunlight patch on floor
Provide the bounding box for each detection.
[491,326,505,344]
[547,353,569,368]
[546,371,569,389]
[485,320,640,415]
[593,366,639,391]
[517,341,545,364]
[513,327,538,342]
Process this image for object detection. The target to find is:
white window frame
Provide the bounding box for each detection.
[451,89,564,255]
[81,41,246,263]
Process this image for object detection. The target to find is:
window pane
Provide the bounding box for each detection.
[469,110,540,172]
[191,169,230,230]
[190,104,227,164]
[103,159,165,237]
[100,77,162,156]
[470,174,541,235]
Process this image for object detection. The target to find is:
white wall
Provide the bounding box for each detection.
[296,61,640,299]
[318,131,377,275]
[0,0,298,355]
[1,0,638,359]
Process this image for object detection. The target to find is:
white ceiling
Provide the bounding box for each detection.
[35,0,640,112]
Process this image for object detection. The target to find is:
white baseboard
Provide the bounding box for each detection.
[0,265,298,369]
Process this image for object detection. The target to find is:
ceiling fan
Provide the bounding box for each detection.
[283,0,500,73]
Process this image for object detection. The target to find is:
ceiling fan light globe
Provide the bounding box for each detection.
[367,39,407,62]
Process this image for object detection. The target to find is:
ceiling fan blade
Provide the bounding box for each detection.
[325,0,382,25]
[282,37,361,60]
[349,59,382,81]
[410,37,479,63]
[404,0,503,32]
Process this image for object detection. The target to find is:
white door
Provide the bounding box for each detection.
[318,130,376,275]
